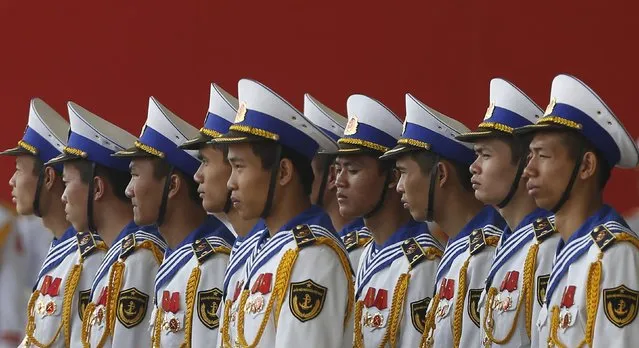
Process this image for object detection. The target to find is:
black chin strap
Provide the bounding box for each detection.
[315,155,335,208]
[157,165,175,227]
[496,155,528,208]
[87,163,97,233]
[260,145,282,219]
[363,169,393,219]
[551,146,585,213]
[426,155,440,222]
[32,167,45,218]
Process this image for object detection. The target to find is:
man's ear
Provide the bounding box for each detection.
[167,173,181,199]
[579,151,598,181]
[278,158,294,187]
[93,176,106,201]
[43,166,58,191]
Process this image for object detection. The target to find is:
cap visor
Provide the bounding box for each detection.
[45,153,82,166]
[212,130,273,145]
[455,130,504,143]
[379,145,421,160]
[0,146,33,157]
[513,123,566,136]
[178,135,211,150]
[111,146,156,158]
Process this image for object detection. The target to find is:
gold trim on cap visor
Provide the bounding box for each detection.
[477,122,514,134]
[538,116,583,130]
[200,128,222,138]
[397,138,431,150]
[337,138,389,153]
[134,141,165,158]
[17,140,38,155]
[63,146,88,158]
[228,124,279,141]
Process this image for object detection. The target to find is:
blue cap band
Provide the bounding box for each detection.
[139,126,200,176]
[403,122,475,165]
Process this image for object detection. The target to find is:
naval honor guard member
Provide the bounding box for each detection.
[333,94,443,347]
[179,83,262,348]
[2,99,107,348]
[456,78,560,348]
[515,74,639,348]
[379,94,506,348]
[112,96,236,347]
[304,93,369,271]
[214,79,353,347]
[46,101,167,348]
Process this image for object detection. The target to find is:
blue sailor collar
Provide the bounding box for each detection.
[235,219,265,244]
[164,215,235,256]
[34,226,78,290]
[255,204,336,245]
[545,204,630,304]
[338,218,365,238]
[500,208,550,241]
[372,219,425,251]
[51,226,77,247]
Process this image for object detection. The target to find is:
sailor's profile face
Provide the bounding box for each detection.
[227,143,270,220]
[194,145,232,213]
[126,158,164,226]
[470,138,518,205]
[9,155,39,215]
[61,162,89,232]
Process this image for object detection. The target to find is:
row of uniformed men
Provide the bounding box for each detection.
[3,74,638,348]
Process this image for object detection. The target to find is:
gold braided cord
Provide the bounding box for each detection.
[273,250,299,326]
[486,236,500,247]
[482,287,498,346]
[477,122,513,134]
[200,128,222,138]
[548,254,602,348]
[213,246,232,256]
[24,290,60,347]
[63,263,83,347]
[419,292,440,348]
[221,299,233,348]
[548,306,567,348]
[151,307,163,348]
[228,125,279,141]
[24,263,81,348]
[237,249,298,348]
[137,240,165,264]
[353,301,364,348]
[423,247,443,260]
[314,237,355,327]
[81,302,95,348]
[578,254,602,348]
[134,141,165,158]
[63,146,88,158]
[338,138,389,153]
[181,266,202,348]
[99,261,125,348]
[616,232,639,250]
[523,242,539,338]
[358,237,372,248]
[397,138,431,150]
[482,283,526,344]
[18,140,38,154]
[388,273,411,348]
[452,257,470,348]
[538,116,583,130]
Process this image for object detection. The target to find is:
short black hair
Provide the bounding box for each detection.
[151,158,202,204]
[32,156,44,176]
[68,160,131,202]
[497,134,533,165]
[249,141,314,196]
[551,129,611,190]
[408,151,473,192]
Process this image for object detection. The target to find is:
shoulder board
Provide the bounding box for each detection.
[76,231,106,258]
[533,217,556,243]
[591,225,617,251]
[401,237,426,269]
[292,224,316,249]
[469,228,487,255]
[192,238,216,263]
[119,233,137,258]
[343,231,358,251]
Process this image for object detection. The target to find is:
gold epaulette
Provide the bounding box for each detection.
[120,233,136,258]
[401,237,426,270]
[77,231,107,258]
[119,233,164,264]
[591,225,616,251]
[292,224,316,249]
[469,229,487,255]
[533,217,555,243]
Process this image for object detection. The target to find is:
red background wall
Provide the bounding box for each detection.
[1,1,637,212]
